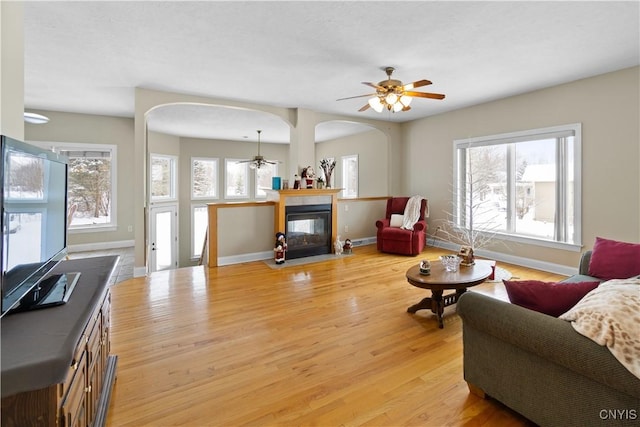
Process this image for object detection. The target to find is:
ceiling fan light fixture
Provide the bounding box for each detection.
[338,67,445,114]
[250,130,264,169]
[368,97,384,113]
[385,93,398,104]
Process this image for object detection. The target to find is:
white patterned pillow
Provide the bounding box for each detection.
[559,278,640,379]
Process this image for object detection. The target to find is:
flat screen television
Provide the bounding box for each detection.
[1,135,78,317]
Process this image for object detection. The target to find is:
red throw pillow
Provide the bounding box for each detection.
[503,280,600,317]
[588,237,640,280]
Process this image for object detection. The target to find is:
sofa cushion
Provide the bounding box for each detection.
[588,237,640,280]
[389,214,404,228]
[503,280,600,317]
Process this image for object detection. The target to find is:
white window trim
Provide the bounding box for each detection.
[150,153,178,203]
[29,140,118,233]
[341,154,358,199]
[191,157,219,200]
[191,204,208,260]
[255,164,278,199]
[224,159,250,199]
[453,123,582,251]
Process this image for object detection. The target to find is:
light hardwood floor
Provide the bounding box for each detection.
[106,245,565,426]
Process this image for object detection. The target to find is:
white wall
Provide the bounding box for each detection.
[0,2,24,140]
[316,129,388,197]
[25,110,136,248]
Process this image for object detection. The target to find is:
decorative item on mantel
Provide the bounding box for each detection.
[316,176,324,189]
[301,166,315,189]
[320,158,336,189]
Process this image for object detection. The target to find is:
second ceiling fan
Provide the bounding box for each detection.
[337,67,445,113]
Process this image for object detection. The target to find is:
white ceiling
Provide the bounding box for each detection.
[23,1,640,144]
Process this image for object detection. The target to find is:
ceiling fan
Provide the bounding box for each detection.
[239,130,278,169]
[337,67,445,113]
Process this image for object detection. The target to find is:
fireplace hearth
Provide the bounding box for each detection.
[285,204,331,259]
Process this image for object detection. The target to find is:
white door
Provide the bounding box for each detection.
[149,205,178,272]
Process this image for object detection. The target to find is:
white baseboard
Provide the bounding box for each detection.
[349,236,377,247]
[217,251,273,266]
[427,240,577,276]
[68,240,134,253]
[133,266,147,278]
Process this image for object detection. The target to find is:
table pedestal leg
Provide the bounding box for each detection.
[407,288,469,329]
[431,290,444,328]
[407,297,431,314]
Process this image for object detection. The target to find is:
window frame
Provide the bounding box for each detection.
[453,123,582,251]
[30,141,118,233]
[191,157,219,200]
[341,154,359,199]
[150,153,178,202]
[224,158,250,199]
[255,163,279,199]
[191,204,208,260]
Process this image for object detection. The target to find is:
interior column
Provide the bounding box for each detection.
[288,108,316,181]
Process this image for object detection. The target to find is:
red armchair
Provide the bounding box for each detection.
[376,197,428,256]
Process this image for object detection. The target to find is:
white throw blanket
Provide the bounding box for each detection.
[401,195,424,230]
[559,278,640,379]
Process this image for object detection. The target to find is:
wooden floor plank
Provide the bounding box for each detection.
[106,245,558,426]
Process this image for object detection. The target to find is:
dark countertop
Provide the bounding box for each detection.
[1,256,119,398]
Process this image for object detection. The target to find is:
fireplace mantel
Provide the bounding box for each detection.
[266,189,341,253]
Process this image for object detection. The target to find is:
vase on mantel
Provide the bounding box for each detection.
[320,158,336,190]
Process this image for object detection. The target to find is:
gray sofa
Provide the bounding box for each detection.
[457,251,640,426]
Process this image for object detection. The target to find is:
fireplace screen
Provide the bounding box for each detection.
[285,204,331,259]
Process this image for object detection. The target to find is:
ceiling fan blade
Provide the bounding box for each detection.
[404,91,446,100]
[336,93,376,101]
[362,82,385,91]
[358,103,371,112]
[402,79,432,90]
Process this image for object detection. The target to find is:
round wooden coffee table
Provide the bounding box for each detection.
[406,259,493,328]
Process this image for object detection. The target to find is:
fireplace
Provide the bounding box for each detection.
[285,204,332,259]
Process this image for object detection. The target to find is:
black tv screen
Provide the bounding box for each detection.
[1,136,69,317]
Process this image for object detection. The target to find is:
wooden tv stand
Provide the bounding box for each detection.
[1,256,119,427]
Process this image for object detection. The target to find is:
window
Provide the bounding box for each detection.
[191,157,218,199]
[150,154,177,201]
[255,163,278,198]
[40,143,117,231]
[341,155,358,198]
[453,123,581,249]
[225,159,249,199]
[192,205,208,259]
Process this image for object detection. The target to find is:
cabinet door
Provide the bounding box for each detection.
[59,333,87,401]
[86,318,102,425]
[60,351,87,427]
